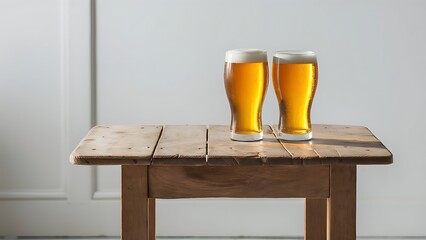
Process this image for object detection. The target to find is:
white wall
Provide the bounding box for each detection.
[0,0,121,236]
[1,0,425,237]
[96,0,426,237]
[0,0,64,197]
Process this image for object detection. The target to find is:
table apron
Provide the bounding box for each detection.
[148,165,330,199]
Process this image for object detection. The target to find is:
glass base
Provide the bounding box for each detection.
[278,131,312,141]
[231,132,263,142]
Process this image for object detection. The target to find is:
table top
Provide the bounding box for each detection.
[70,124,392,166]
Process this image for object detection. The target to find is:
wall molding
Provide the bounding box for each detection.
[91,166,120,200]
[0,190,67,200]
[89,0,107,201]
[0,0,69,201]
[92,191,120,200]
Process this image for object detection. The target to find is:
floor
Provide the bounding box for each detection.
[3,237,426,240]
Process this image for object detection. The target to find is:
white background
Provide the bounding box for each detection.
[1,0,426,237]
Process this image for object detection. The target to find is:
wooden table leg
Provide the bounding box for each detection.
[305,198,327,240]
[122,165,149,240]
[149,198,156,240]
[327,165,356,240]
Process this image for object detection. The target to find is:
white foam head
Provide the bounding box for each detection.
[273,50,317,64]
[225,49,268,63]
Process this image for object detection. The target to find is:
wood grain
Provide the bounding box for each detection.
[272,124,393,165]
[272,125,319,162]
[70,125,162,165]
[148,165,329,198]
[207,125,294,165]
[305,199,327,240]
[327,165,356,240]
[152,125,207,165]
[148,198,155,240]
[70,124,392,166]
[312,125,392,164]
[68,124,391,240]
[122,165,149,240]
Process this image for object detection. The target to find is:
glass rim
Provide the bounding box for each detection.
[274,50,316,56]
[273,50,317,64]
[225,48,268,63]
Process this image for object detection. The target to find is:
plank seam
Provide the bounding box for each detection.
[150,125,165,164]
[269,125,294,158]
[309,148,321,165]
[205,125,209,164]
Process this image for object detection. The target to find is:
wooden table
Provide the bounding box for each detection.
[70,124,392,240]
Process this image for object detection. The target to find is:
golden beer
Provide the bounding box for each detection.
[224,49,268,141]
[272,51,318,140]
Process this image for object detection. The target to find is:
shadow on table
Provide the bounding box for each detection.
[311,138,385,149]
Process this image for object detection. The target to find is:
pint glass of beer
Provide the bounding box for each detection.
[224,49,268,141]
[272,51,318,141]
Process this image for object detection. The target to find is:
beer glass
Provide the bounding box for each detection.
[272,51,318,141]
[224,49,268,141]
